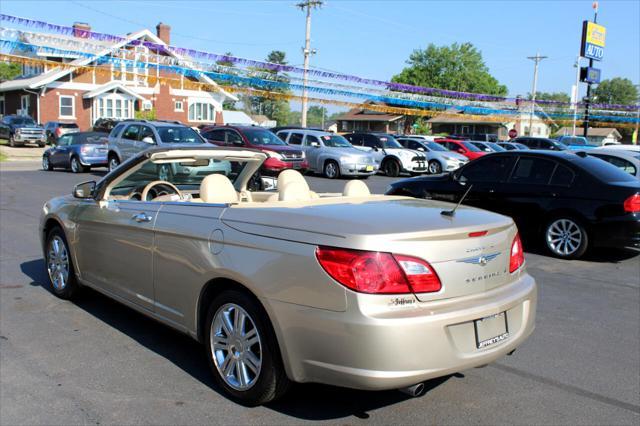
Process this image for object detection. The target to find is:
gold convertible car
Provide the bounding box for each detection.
[40,146,537,405]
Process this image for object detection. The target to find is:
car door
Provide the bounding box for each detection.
[363,134,384,163]
[202,128,226,146]
[455,154,516,211]
[300,134,320,171]
[137,125,157,152]
[49,134,73,166]
[73,162,162,312]
[225,129,245,147]
[120,124,141,160]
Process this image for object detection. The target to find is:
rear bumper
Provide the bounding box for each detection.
[79,155,108,167]
[268,272,536,390]
[591,214,640,251]
[262,157,309,175]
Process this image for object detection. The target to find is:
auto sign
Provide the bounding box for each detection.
[580,20,606,61]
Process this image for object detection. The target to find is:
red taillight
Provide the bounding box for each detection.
[623,194,640,213]
[509,233,525,273]
[315,247,441,294]
[469,230,488,238]
[55,128,62,136]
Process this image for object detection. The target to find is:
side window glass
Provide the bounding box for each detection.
[304,135,320,146]
[288,133,304,145]
[460,156,514,183]
[138,126,156,143]
[109,124,124,138]
[122,125,140,141]
[57,135,72,146]
[509,158,556,185]
[206,130,225,142]
[550,164,575,186]
[276,132,288,143]
[225,130,243,145]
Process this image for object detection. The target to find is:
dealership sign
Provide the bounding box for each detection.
[580,21,606,61]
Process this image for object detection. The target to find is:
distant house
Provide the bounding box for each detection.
[249,114,277,128]
[0,22,236,129]
[556,127,622,146]
[324,120,338,133]
[222,110,256,125]
[334,103,405,133]
[428,111,551,140]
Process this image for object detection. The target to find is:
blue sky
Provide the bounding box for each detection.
[3,0,639,106]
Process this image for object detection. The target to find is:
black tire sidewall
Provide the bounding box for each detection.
[204,290,287,406]
[45,227,79,299]
[543,216,589,259]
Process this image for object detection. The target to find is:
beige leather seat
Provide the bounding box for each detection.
[199,174,239,204]
[267,169,319,202]
[342,180,371,197]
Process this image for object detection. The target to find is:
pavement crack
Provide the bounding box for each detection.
[490,363,640,414]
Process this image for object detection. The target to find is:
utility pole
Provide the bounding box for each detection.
[572,55,581,136]
[527,53,547,136]
[582,3,599,138]
[296,0,323,127]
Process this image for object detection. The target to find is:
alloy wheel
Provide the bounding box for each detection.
[210,303,262,391]
[71,158,79,173]
[428,160,442,174]
[42,156,50,171]
[324,162,338,179]
[47,236,69,290]
[546,218,583,256]
[109,157,119,172]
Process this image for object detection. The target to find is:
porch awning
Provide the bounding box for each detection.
[83,82,146,101]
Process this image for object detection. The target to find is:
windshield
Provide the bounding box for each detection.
[378,135,402,149]
[426,141,448,152]
[321,134,351,147]
[470,142,492,152]
[487,142,507,151]
[244,128,287,146]
[12,117,36,125]
[461,141,482,152]
[157,127,203,144]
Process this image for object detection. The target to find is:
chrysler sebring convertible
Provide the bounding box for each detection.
[40,146,537,405]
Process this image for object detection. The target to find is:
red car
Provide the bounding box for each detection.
[200,125,308,175]
[435,138,487,161]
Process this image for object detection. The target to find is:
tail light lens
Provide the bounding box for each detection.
[509,233,525,273]
[623,194,640,213]
[315,247,441,294]
[80,145,91,154]
[55,128,62,136]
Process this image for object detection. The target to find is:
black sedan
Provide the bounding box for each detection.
[386,151,640,259]
[42,132,108,173]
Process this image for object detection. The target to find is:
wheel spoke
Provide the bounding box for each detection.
[244,352,260,374]
[237,361,249,387]
[221,312,233,337]
[235,310,246,335]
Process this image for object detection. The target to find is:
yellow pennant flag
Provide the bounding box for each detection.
[632,129,638,145]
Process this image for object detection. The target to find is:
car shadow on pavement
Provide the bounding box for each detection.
[20,258,451,419]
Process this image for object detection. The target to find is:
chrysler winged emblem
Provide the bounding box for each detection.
[457,252,500,266]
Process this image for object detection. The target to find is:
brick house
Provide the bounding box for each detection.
[0,22,236,130]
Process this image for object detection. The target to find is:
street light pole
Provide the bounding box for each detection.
[572,55,581,136]
[297,0,323,128]
[527,53,547,136]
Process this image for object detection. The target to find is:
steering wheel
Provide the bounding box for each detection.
[140,180,183,201]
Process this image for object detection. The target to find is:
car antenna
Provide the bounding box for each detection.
[441,184,474,217]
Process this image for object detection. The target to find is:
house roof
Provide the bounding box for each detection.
[334,107,403,122]
[556,127,622,139]
[0,28,237,101]
[82,81,146,101]
[427,114,507,125]
[222,111,256,125]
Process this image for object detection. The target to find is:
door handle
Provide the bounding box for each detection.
[132,212,153,223]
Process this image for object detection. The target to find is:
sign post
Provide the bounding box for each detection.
[580,2,605,138]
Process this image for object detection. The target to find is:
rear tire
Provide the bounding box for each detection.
[45,227,80,300]
[70,156,87,173]
[42,155,53,171]
[383,159,401,177]
[204,289,290,406]
[543,216,588,259]
[108,154,120,172]
[323,160,340,179]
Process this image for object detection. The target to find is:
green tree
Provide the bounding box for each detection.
[306,106,329,127]
[392,42,507,96]
[527,91,571,103]
[215,52,240,111]
[593,77,638,105]
[0,62,21,82]
[243,50,292,125]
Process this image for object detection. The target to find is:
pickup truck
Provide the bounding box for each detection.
[557,135,597,150]
[0,115,46,147]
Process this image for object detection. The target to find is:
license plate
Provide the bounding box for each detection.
[365,165,374,171]
[474,312,509,349]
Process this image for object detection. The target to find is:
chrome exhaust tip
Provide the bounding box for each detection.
[398,382,425,397]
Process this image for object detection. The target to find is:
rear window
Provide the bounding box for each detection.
[157,127,202,144]
[509,157,556,184]
[60,123,79,129]
[578,156,638,182]
[288,133,303,145]
[71,132,107,145]
[461,141,482,152]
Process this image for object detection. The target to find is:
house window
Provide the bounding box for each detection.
[59,95,75,118]
[106,99,113,117]
[20,95,30,115]
[175,101,183,112]
[188,102,216,122]
[121,45,149,86]
[115,99,122,118]
[95,95,134,120]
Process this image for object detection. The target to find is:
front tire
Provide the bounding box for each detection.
[45,227,79,299]
[70,156,87,173]
[383,159,401,177]
[428,160,442,174]
[323,160,340,179]
[9,134,16,147]
[204,289,290,406]
[544,217,588,259]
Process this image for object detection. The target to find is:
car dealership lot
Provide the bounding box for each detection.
[1,163,638,425]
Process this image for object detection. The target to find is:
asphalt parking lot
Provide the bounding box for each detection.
[1,162,639,425]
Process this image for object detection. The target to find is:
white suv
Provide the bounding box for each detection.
[343,132,427,177]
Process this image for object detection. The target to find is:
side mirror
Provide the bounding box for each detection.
[232,139,244,146]
[310,141,320,147]
[142,136,155,144]
[73,181,96,199]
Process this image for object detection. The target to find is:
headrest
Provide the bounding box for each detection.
[342,180,371,197]
[200,174,239,204]
[279,180,313,202]
[277,169,307,189]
